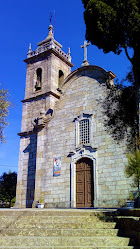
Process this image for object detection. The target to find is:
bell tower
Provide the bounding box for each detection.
[16,24,74,208]
[20,23,74,134]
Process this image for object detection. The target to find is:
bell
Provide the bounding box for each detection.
[35,81,41,90]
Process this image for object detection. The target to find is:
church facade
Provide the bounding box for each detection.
[16,24,132,208]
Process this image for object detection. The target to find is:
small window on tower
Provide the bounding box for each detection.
[35,68,42,91]
[58,70,64,87]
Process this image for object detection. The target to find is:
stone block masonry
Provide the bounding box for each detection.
[16,25,133,208]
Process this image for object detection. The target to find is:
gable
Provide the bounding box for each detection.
[62,65,114,89]
[46,65,112,153]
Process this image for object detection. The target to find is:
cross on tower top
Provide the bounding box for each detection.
[50,12,52,25]
[81,40,90,66]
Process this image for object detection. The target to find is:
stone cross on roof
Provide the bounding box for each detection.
[81,40,90,66]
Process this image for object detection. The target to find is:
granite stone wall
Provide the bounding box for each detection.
[40,67,132,208]
[16,66,133,208]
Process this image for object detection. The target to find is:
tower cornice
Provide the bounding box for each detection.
[21,90,60,103]
[24,47,74,67]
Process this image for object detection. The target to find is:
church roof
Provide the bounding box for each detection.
[62,65,116,88]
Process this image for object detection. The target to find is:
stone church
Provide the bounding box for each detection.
[15,24,132,208]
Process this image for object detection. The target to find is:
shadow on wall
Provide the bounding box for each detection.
[23,133,37,208]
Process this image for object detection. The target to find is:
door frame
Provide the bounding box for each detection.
[70,147,98,208]
[76,157,94,208]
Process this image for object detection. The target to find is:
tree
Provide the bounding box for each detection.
[0,171,17,207]
[101,69,138,149]
[82,0,140,142]
[125,149,140,206]
[0,86,10,142]
[102,81,137,149]
[82,0,140,74]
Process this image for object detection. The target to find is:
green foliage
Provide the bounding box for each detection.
[0,86,10,142]
[0,171,17,207]
[82,0,140,88]
[82,0,140,55]
[128,192,135,200]
[125,149,140,189]
[11,196,16,207]
[82,0,140,146]
[102,78,137,149]
[38,192,44,203]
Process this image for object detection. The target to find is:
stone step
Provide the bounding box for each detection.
[0,228,119,237]
[0,209,137,247]
[0,247,137,249]
[114,216,140,232]
[116,209,140,217]
[0,215,109,223]
[0,209,117,217]
[0,221,117,229]
[0,236,130,247]
[115,216,140,222]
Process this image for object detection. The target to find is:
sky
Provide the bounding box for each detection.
[0,0,132,176]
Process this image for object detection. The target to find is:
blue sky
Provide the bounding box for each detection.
[0,0,132,176]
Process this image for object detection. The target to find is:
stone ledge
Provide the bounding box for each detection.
[18,125,45,137]
[22,91,60,103]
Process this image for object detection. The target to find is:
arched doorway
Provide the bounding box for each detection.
[76,157,94,208]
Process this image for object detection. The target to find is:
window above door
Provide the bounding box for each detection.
[74,113,93,148]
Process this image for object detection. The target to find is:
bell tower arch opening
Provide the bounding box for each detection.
[35,68,42,91]
[58,70,64,87]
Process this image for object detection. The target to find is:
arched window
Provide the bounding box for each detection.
[58,70,64,87]
[35,68,42,91]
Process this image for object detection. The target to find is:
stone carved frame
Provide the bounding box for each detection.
[70,147,98,208]
[74,113,94,148]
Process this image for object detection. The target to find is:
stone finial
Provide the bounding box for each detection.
[28,43,32,53]
[68,47,71,56]
[47,24,54,38]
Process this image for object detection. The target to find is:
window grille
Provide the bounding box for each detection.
[79,119,90,144]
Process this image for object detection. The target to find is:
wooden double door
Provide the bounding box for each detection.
[76,158,94,208]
